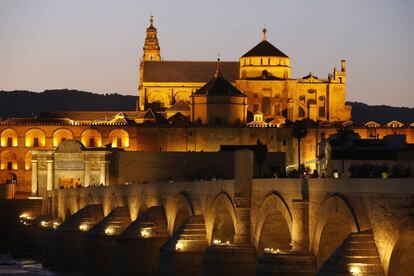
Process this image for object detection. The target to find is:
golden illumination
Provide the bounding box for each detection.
[19,213,29,219]
[25,128,46,147]
[349,265,362,275]
[109,129,130,148]
[264,247,280,254]
[212,239,221,245]
[140,228,150,238]
[0,128,18,147]
[104,226,115,236]
[52,221,61,229]
[40,220,47,227]
[79,223,89,231]
[81,129,102,148]
[52,129,74,147]
[175,241,184,251]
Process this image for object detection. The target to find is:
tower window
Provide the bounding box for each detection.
[117,138,122,148]
[260,58,263,65]
[7,161,13,171]
[268,58,270,65]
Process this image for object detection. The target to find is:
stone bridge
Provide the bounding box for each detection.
[39,151,414,275]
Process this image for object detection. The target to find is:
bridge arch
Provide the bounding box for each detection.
[254,191,293,252]
[312,193,360,268]
[169,192,194,235]
[207,192,237,245]
[386,215,414,276]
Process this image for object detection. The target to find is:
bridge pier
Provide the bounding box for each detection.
[204,245,257,276]
[37,226,57,267]
[159,215,208,275]
[256,251,317,276]
[48,204,104,270]
[113,206,169,275]
[83,206,130,276]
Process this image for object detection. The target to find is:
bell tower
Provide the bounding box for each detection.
[142,15,161,61]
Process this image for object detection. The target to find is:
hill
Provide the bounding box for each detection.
[0,90,412,124]
[0,89,137,119]
[348,102,414,124]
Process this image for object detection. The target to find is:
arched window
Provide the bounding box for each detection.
[109,129,130,148]
[25,128,46,147]
[52,128,74,147]
[1,150,18,171]
[262,97,271,115]
[81,129,102,148]
[1,128,18,147]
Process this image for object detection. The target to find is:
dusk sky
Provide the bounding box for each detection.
[1,0,413,107]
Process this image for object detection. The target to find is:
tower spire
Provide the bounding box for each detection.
[215,57,222,78]
[142,15,161,61]
[262,27,267,41]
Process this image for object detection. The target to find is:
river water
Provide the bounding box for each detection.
[0,253,76,276]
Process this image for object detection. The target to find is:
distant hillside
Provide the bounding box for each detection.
[348,102,414,124]
[0,89,137,119]
[0,90,412,124]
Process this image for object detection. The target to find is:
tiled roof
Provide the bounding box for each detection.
[142,61,239,82]
[193,76,245,97]
[242,40,288,58]
[166,100,190,112]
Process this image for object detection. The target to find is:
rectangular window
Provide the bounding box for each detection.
[7,161,13,171]
[89,138,95,147]
[117,138,122,148]
[282,139,287,146]
[33,138,39,147]
[7,138,13,147]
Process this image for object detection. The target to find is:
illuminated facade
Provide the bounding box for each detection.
[138,17,351,123]
[0,16,413,195]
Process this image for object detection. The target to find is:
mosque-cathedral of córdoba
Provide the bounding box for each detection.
[0,16,413,194]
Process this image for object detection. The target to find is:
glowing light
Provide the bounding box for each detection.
[226,240,230,245]
[52,222,61,229]
[212,239,221,245]
[79,223,89,232]
[105,226,115,236]
[19,213,29,219]
[264,248,280,254]
[175,242,184,251]
[140,228,150,238]
[40,221,47,227]
[349,266,361,275]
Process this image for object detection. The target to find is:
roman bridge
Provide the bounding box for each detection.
[38,151,414,276]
